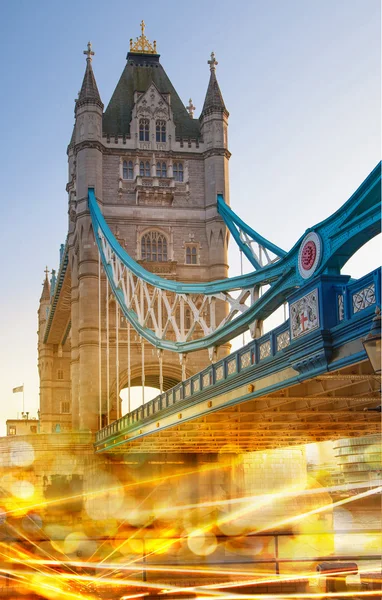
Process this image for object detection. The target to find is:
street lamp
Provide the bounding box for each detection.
[362,306,381,375]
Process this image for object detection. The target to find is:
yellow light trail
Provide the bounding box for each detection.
[9,569,225,597]
[191,566,382,592]
[26,560,382,587]
[153,480,381,515]
[0,567,97,600]
[192,595,382,599]
[18,569,382,599]
[94,481,381,582]
[2,460,231,516]
[26,559,261,578]
[90,479,160,567]
[99,480,301,578]
[253,485,382,534]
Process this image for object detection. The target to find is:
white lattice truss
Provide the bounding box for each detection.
[239,229,276,268]
[99,229,266,348]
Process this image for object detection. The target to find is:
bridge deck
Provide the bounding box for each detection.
[95,360,379,453]
[95,268,381,454]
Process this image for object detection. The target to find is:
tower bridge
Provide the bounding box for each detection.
[2,24,381,598]
[95,268,381,453]
[33,25,381,471]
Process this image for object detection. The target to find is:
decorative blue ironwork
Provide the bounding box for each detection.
[95,268,381,448]
[216,195,287,269]
[89,162,381,352]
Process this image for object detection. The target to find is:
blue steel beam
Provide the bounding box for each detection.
[95,268,381,451]
[88,161,381,352]
[217,194,287,269]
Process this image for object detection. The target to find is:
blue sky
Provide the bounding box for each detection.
[0,0,380,430]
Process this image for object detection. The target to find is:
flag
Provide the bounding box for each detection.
[13,385,23,394]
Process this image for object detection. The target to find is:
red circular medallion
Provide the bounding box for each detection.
[301,241,317,270]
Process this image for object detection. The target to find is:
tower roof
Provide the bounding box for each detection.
[200,52,228,119]
[103,52,200,139]
[76,42,103,111]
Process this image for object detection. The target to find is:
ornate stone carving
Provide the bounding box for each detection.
[290,289,320,340]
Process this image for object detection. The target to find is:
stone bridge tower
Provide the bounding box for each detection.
[39,25,230,433]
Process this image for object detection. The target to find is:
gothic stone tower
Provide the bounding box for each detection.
[38,26,230,433]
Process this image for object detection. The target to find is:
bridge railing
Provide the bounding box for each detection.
[95,268,381,444]
[335,268,380,322]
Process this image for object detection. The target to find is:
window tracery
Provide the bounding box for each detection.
[123,160,134,179]
[185,245,198,264]
[156,162,167,178]
[139,118,150,141]
[140,161,151,177]
[61,401,70,414]
[141,231,168,262]
[173,162,184,182]
[156,120,166,142]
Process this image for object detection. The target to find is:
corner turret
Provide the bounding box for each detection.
[70,43,104,430]
[74,43,103,152]
[38,267,50,345]
[40,267,50,303]
[76,42,103,111]
[200,53,230,279]
[200,52,228,120]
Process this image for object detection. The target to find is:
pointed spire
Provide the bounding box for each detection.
[76,42,103,111]
[200,52,228,119]
[40,267,50,301]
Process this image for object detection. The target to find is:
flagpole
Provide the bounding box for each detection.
[22,383,25,414]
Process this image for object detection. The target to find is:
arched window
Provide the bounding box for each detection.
[173,163,184,182]
[186,245,197,264]
[123,160,133,179]
[156,162,167,178]
[141,231,168,262]
[156,120,166,142]
[145,161,150,176]
[139,118,150,142]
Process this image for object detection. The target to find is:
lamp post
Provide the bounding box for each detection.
[363,306,381,375]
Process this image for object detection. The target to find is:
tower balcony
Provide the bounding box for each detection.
[134,176,175,206]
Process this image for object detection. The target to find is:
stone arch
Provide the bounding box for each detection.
[108,359,190,411]
[120,360,186,394]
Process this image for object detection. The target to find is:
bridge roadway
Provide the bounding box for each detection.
[95,268,381,454]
